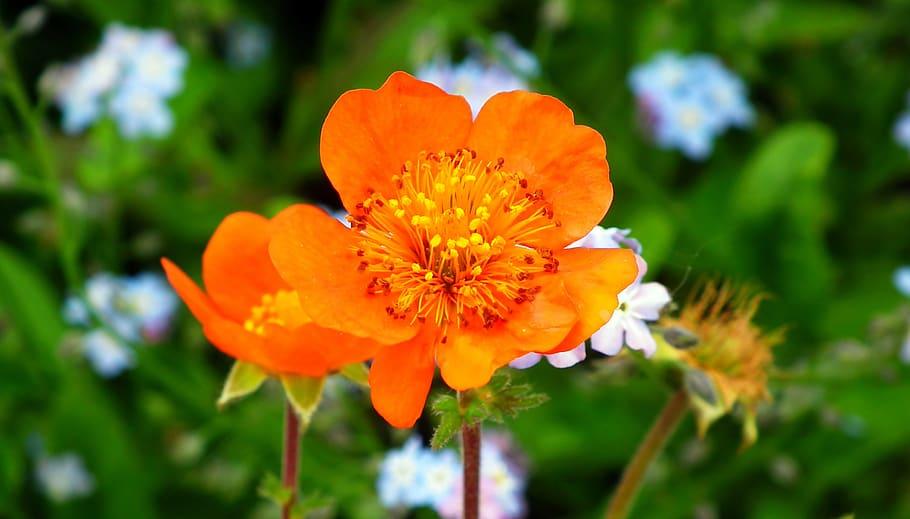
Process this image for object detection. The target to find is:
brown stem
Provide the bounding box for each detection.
[604,390,688,519]
[459,391,480,519]
[281,401,300,519]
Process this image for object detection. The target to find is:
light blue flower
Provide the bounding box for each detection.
[491,33,540,77]
[109,84,174,139]
[82,329,135,377]
[35,453,95,502]
[377,436,431,507]
[416,34,536,117]
[896,267,910,298]
[49,24,186,139]
[62,296,91,326]
[118,273,179,341]
[421,449,461,507]
[123,32,188,98]
[894,111,910,152]
[629,51,754,159]
[226,21,271,68]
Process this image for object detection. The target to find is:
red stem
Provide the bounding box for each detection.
[459,392,480,519]
[281,401,300,519]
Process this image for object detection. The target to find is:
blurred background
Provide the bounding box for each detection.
[1,0,910,518]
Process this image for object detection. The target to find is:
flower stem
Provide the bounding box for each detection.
[604,390,688,519]
[458,391,480,519]
[281,400,300,519]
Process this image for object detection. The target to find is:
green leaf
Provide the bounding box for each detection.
[732,123,835,222]
[281,375,326,424]
[0,243,63,366]
[430,393,462,449]
[257,472,293,507]
[338,362,369,388]
[217,361,269,409]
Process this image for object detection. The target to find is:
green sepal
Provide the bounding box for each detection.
[338,362,369,388]
[280,375,326,425]
[218,361,269,409]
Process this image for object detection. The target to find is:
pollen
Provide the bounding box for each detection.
[242,290,305,336]
[349,148,561,330]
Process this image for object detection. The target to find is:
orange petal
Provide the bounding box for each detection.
[320,71,473,211]
[542,247,639,354]
[438,278,578,389]
[203,212,288,322]
[268,204,418,345]
[468,91,612,248]
[162,258,268,366]
[437,332,496,390]
[368,332,436,428]
[284,323,383,371]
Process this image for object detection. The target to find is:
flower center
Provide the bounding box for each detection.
[243,290,303,335]
[348,148,561,333]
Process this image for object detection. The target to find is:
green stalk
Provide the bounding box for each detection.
[604,390,688,519]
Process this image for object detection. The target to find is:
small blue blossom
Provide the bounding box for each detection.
[416,34,538,116]
[64,272,177,376]
[629,51,754,159]
[225,21,272,68]
[49,23,187,139]
[377,433,527,518]
[82,329,135,377]
[35,453,95,502]
[118,272,179,341]
[895,267,910,298]
[377,436,429,507]
[110,85,174,139]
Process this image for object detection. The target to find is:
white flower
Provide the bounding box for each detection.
[589,260,672,357]
[511,226,669,368]
[123,32,188,98]
[35,453,95,502]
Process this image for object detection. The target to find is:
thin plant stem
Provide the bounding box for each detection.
[458,391,480,519]
[281,401,301,519]
[0,23,80,288]
[604,390,688,519]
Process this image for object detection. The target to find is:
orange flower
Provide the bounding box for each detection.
[269,72,638,427]
[161,211,380,377]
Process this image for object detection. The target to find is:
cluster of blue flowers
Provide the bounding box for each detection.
[629,52,754,159]
[893,94,910,152]
[416,33,539,116]
[50,24,187,139]
[377,435,526,518]
[64,272,178,377]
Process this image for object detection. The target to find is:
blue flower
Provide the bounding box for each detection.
[64,272,177,376]
[34,453,95,502]
[109,84,174,139]
[377,436,431,507]
[894,110,910,152]
[896,266,910,298]
[123,31,188,98]
[81,329,135,378]
[629,51,754,159]
[421,449,461,507]
[225,21,271,68]
[48,23,186,139]
[118,273,179,341]
[415,34,537,116]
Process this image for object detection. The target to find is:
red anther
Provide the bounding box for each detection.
[519,178,528,189]
[356,249,366,256]
[358,261,368,271]
[441,335,448,344]
[375,199,384,207]
[523,255,535,264]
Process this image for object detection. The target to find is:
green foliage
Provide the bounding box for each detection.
[430,372,549,449]
[1,0,910,518]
